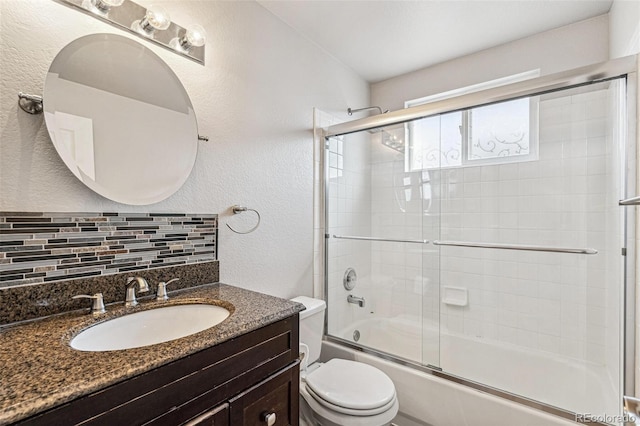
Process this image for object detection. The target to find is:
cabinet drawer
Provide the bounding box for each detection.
[184,403,229,426]
[229,362,300,426]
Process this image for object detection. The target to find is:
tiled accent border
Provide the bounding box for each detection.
[0,212,217,288]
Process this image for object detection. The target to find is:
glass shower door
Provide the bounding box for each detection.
[325,123,440,368]
[324,71,630,422]
[432,79,626,419]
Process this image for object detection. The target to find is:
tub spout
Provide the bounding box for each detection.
[347,294,365,308]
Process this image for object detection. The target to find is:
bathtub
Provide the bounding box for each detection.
[328,316,620,425]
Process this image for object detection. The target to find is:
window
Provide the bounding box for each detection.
[406,97,538,171]
[407,111,462,170]
[405,72,539,171]
[468,98,534,162]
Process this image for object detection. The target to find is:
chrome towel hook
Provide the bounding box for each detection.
[226,205,261,234]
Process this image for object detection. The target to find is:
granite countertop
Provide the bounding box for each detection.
[0,283,305,425]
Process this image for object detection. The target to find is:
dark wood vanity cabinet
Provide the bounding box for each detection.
[182,403,229,426]
[229,362,299,426]
[16,315,299,426]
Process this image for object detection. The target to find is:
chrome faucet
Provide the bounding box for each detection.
[125,276,150,307]
[347,294,365,308]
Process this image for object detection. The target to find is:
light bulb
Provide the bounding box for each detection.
[134,5,171,34]
[145,5,171,30]
[178,24,207,50]
[185,24,207,47]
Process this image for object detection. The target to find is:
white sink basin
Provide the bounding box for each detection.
[70,304,230,352]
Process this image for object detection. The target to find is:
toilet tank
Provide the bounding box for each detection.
[291,296,326,365]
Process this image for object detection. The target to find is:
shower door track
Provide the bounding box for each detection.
[323,335,607,425]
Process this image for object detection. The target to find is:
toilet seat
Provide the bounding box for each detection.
[304,359,396,416]
[305,384,397,416]
[300,383,399,426]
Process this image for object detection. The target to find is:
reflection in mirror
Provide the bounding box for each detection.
[43,33,198,205]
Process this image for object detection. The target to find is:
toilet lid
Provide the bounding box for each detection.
[305,359,396,410]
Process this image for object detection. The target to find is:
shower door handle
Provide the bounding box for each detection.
[432,240,598,255]
[332,234,429,244]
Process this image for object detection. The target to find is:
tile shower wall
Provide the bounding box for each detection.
[0,212,217,287]
[437,86,620,364]
[369,149,426,304]
[325,129,372,336]
[313,109,340,300]
[367,137,441,363]
[366,83,622,366]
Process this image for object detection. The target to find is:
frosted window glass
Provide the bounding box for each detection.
[410,112,462,170]
[469,98,530,160]
[407,97,536,171]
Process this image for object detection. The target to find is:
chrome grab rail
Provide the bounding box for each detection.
[619,195,640,206]
[332,234,429,244]
[432,240,598,255]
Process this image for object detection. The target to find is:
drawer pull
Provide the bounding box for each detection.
[262,412,276,426]
[185,403,228,426]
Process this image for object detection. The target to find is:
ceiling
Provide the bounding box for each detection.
[258,0,613,83]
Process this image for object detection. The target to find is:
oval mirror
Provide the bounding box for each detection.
[43,33,198,205]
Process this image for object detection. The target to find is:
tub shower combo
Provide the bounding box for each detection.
[321,56,638,423]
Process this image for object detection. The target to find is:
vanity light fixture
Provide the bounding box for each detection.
[132,4,171,36]
[179,24,207,50]
[381,130,405,154]
[90,0,124,12]
[55,0,206,64]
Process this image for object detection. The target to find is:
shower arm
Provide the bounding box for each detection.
[347,106,389,116]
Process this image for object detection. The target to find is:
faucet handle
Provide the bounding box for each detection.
[156,278,179,301]
[72,293,106,315]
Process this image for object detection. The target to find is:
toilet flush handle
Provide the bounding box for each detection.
[261,412,276,426]
[299,343,310,372]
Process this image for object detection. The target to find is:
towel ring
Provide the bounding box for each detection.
[226,205,261,234]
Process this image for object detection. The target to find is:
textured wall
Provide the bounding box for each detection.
[371,15,609,111]
[0,0,369,298]
[609,0,640,59]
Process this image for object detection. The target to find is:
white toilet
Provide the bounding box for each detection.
[292,296,399,426]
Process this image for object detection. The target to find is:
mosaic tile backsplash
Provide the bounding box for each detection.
[0,212,217,288]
